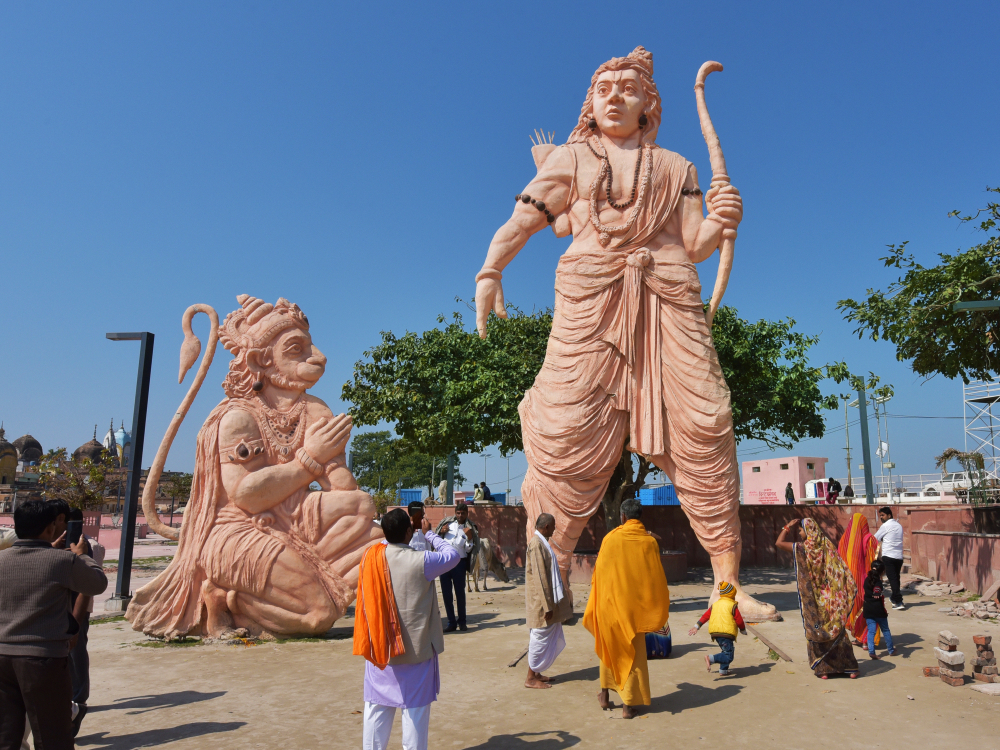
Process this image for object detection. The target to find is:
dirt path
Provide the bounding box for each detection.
[79,568,998,749]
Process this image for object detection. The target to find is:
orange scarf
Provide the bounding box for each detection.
[352,544,406,669]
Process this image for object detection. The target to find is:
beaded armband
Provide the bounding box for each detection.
[515,193,556,224]
[296,447,324,476]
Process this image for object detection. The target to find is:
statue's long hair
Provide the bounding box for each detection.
[566,46,662,146]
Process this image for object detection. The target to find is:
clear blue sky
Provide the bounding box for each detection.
[2,2,998,493]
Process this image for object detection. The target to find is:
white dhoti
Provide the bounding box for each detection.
[528,622,566,673]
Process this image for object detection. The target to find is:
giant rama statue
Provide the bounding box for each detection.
[127,296,383,638]
[475,47,776,620]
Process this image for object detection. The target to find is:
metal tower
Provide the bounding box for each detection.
[963,379,1000,481]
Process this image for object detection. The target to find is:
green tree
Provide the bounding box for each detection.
[343,307,551,457]
[838,188,1000,382]
[164,472,193,525]
[350,431,465,501]
[38,450,117,510]
[344,304,839,527]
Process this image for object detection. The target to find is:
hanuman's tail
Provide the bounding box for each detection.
[141,305,219,540]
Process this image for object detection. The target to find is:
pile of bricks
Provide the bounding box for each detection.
[971,635,998,683]
[930,630,966,686]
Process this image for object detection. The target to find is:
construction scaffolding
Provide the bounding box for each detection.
[963,379,1000,481]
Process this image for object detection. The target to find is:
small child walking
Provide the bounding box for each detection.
[689,582,747,676]
[864,559,897,659]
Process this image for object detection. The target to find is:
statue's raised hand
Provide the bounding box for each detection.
[304,413,352,465]
[475,277,508,339]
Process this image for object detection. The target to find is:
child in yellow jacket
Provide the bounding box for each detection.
[688,582,747,676]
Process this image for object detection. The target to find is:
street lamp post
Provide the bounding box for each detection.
[104,332,154,611]
[480,453,492,497]
[874,394,893,502]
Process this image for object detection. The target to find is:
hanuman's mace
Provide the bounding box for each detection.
[695,61,736,328]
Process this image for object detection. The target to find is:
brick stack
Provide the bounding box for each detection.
[971,635,999,683]
[934,630,965,686]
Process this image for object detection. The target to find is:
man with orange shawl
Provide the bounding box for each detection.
[353,508,460,750]
[838,513,879,647]
[584,499,670,718]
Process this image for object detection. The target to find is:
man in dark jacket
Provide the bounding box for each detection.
[0,500,108,749]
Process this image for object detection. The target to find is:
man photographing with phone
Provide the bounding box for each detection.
[0,499,108,749]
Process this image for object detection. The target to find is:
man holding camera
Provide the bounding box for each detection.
[0,499,108,749]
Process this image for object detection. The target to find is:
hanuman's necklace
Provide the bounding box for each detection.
[587,136,652,247]
[252,396,306,458]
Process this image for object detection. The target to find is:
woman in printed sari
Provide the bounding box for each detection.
[776,518,859,679]
[838,513,880,648]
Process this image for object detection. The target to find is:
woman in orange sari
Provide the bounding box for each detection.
[838,513,880,647]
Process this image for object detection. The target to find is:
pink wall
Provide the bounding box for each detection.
[742,456,828,504]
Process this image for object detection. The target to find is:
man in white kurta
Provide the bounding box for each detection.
[524,513,573,688]
[361,509,459,750]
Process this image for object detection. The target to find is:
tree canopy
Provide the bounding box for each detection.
[343,307,551,457]
[350,430,465,499]
[38,450,117,510]
[838,188,1000,383]
[344,304,839,454]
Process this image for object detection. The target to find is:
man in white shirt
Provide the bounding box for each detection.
[874,506,905,610]
[407,502,429,552]
[435,502,479,632]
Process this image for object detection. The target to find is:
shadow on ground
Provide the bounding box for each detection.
[89,691,226,715]
[465,731,580,749]
[77,721,245,749]
[648,681,743,714]
[553,665,599,683]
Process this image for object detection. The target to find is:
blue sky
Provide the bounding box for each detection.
[2,2,998,494]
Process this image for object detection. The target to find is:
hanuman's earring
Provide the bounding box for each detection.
[252,380,264,392]
[588,118,597,130]
[638,113,648,128]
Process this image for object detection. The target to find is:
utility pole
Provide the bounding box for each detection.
[856,386,875,504]
[104,331,154,611]
[841,394,853,491]
[446,451,455,505]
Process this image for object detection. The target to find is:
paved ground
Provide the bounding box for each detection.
[79,566,999,750]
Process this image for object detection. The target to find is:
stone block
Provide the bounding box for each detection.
[970,683,1000,695]
[973,635,993,646]
[940,675,965,687]
[935,647,965,666]
[976,649,995,659]
[939,630,960,646]
[974,672,993,682]
[937,642,957,651]
[982,666,998,675]
[923,666,940,677]
[939,666,964,678]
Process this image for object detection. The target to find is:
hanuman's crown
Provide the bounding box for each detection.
[219,295,309,355]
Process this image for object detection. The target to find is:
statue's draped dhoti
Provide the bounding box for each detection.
[519,146,740,576]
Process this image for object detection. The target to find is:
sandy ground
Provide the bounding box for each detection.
[77,567,1000,750]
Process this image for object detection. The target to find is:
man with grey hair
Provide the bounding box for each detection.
[524,513,572,688]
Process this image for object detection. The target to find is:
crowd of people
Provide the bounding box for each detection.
[0,495,909,750]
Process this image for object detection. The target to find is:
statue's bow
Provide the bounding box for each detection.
[695,61,737,328]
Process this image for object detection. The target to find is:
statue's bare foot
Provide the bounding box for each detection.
[622,705,638,719]
[202,580,235,637]
[597,689,613,710]
[735,589,781,623]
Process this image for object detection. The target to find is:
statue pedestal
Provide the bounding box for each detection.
[104,595,132,612]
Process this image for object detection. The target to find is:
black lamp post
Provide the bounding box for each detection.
[104,332,154,610]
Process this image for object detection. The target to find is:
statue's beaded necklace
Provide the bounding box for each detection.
[252,396,306,459]
[587,136,652,247]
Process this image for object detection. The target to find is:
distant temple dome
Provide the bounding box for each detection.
[73,426,106,464]
[0,427,17,485]
[12,434,43,464]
